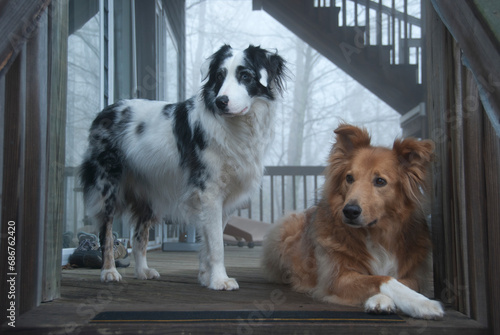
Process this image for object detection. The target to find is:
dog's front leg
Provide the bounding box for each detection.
[378,278,444,319]
[198,206,238,291]
[323,271,443,319]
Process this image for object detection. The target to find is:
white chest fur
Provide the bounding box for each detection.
[366,235,399,277]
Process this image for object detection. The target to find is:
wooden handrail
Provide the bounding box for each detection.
[65,165,327,224]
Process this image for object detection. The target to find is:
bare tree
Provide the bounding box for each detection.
[287,38,314,166]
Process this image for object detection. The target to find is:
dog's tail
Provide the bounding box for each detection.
[261,211,311,285]
[261,220,286,283]
[78,103,126,237]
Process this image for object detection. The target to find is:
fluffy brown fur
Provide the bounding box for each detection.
[262,124,444,319]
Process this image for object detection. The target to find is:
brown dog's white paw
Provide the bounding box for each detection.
[365,293,396,314]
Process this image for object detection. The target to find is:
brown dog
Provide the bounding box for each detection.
[262,124,444,319]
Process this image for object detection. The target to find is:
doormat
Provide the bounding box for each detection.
[91,310,404,324]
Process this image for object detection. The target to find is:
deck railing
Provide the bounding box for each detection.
[344,0,421,67]
[237,166,326,223]
[314,0,422,81]
[64,165,326,234]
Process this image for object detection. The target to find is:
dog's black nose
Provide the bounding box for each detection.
[215,95,229,110]
[343,204,362,220]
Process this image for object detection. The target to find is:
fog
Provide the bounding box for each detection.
[185,0,412,166]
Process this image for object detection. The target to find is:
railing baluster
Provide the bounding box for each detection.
[314,175,318,204]
[281,175,285,216]
[342,0,347,26]
[303,175,307,209]
[259,186,263,222]
[403,0,408,64]
[376,0,382,46]
[68,166,328,228]
[354,0,358,26]
[365,0,370,44]
[392,0,395,63]
[270,175,274,223]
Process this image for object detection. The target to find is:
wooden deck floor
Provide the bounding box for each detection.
[6,246,486,334]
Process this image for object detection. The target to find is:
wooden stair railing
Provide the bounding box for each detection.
[253,0,423,115]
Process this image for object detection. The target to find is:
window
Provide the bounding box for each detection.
[156,0,179,102]
[64,0,102,248]
[63,0,183,260]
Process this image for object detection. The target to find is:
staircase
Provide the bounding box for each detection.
[253,0,423,115]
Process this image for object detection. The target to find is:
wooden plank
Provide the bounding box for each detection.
[0,0,51,76]
[134,0,156,100]
[483,118,500,335]
[472,0,500,43]
[0,47,25,325]
[43,0,68,303]
[19,7,49,315]
[432,0,500,132]
[462,70,488,326]
[425,0,495,329]
[264,166,325,176]
[449,41,469,315]
[424,0,454,304]
[8,248,488,334]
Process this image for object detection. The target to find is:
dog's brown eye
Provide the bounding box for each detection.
[374,177,387,187]
[346,174,354,184]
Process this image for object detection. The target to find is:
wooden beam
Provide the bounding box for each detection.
[431,0,500,135]
[462,69,488,327]
[424,0,456,310]
[425,1,498,331]
[0,45,26,326]
[483,112,500,335]
[0,0,51,77]
[43,0,68,303]
[19,7,49,315]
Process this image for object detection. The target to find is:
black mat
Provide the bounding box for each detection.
[91,310,404,324]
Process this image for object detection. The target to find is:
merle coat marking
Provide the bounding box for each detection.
[80,45,286,289]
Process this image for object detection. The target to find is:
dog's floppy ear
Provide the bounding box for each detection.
[200,44,233,82]
[333,123,371,155]
[264,50,287,96]
[393,138,434,200]
[200,57,211,82]
[259,68,268,87]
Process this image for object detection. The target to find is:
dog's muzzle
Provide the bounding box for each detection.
[215,95,229,111]
[342,203,364,227]
[343,204,362,220]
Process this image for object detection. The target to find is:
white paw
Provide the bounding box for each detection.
[135,268,160,280]
[365,294,396,314]
[198,270,210,287]
[406,298,445,320]
[208,277,239,291]
[101,268,122,282]
[381,278,445,320]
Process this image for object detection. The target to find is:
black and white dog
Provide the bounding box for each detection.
[79,45,286,290]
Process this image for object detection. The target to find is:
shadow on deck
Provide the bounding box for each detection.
[5,247,485,334]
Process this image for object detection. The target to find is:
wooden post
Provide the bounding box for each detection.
[0,46,25,327]
[43,0,68,302]
[20,7,49,315]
